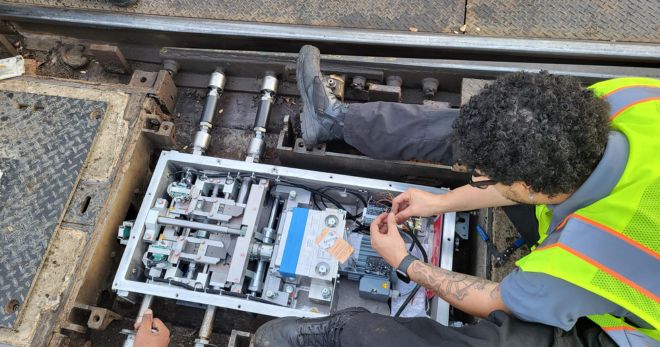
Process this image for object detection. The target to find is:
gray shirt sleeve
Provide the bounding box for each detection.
[500,269,628,331]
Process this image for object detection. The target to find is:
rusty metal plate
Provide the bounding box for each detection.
[465,0,660,44]
[0,91,106,328]
[2,0,465,34]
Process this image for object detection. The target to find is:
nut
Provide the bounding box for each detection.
[321,288,331,299]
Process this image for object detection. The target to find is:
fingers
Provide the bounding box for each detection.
[152,318,169,335]
[391,191,409,215]
[370,213,388,236]
[395,208,413,224]
[135,309,153,330]
[387,212,397,226]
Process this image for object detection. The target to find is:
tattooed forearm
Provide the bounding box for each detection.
[407,260,509,318]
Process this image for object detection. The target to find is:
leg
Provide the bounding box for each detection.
[253,308,557,347]
[343,102,459,162]
[296,45,458,163]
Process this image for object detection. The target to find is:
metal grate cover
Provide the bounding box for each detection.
[0,91,106,328]
[465,0,660,44]
[2,0,466,33]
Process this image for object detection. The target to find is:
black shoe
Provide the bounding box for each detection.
[253,307,368,347]
[296,45,348,147]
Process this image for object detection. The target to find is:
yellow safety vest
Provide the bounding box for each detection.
[518,78,660,344]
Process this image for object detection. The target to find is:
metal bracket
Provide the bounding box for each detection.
[89,43,130,74]
[141,115,176,149]
[129,70,178,114]
[228,330,252,347]
[73,303,122,331]
[455,212,470,240]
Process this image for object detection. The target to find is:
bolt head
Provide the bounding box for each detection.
[325,215,338,228]
[285,285,295,293]
[288,190,297,200]
[321,288,331,299]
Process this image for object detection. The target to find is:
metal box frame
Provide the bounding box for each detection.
[113,150,456,323]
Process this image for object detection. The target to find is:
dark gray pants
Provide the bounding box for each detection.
[338,309,614,347]
[335,102,615,346]
[344,102,459,163]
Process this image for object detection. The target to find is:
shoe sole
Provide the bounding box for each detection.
[297,45,321,147]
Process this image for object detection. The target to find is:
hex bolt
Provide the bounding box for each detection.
[422,78,440,98]
[289,190,297,200]
[351,76,366,90]
[327,78,336,89]
[321,288,331,299]
[285,285,295,294]
[266,290,276,298]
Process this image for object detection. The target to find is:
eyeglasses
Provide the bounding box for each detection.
[468,169,497,189]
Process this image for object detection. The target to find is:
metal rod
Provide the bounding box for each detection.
[198,305,216,341]
[248,261,266,293]
[246,73,278,163]
[248,198,279,293]
[193,70,226,155]
[157,217,244,236]
[136,294,154,325]
[123,294,154,347]
[266,198,280,230]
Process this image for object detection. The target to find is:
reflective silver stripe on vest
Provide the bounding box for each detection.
[603,86,660,118]
[604,329,657,347]
[559,218,660,298]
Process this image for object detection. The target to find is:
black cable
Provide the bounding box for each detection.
[394,230,428,318]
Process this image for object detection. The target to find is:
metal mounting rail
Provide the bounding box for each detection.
[1,3,659,63]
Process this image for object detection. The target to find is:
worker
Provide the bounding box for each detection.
[252,45,659,346]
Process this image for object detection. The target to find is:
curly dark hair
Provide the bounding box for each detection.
[453,71,610,196]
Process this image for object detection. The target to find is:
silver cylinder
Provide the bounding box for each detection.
[248,260,267,293]
[193,131,211,155]
[136,294,153,325]
[209,70,226,91]
[250,243,274,260]
[246,133,265,163]
[198,306,216,341]
[261,73,278,94]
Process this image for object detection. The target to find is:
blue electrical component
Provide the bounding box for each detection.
[278,207,309,278]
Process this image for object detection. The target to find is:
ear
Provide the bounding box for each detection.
[519,182,534,193]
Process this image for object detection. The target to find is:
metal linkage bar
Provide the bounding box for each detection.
[246,72,278,163]
[193,70,226,155]
[157,217,245,236]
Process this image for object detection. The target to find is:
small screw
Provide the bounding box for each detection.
[288,190,297,200]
